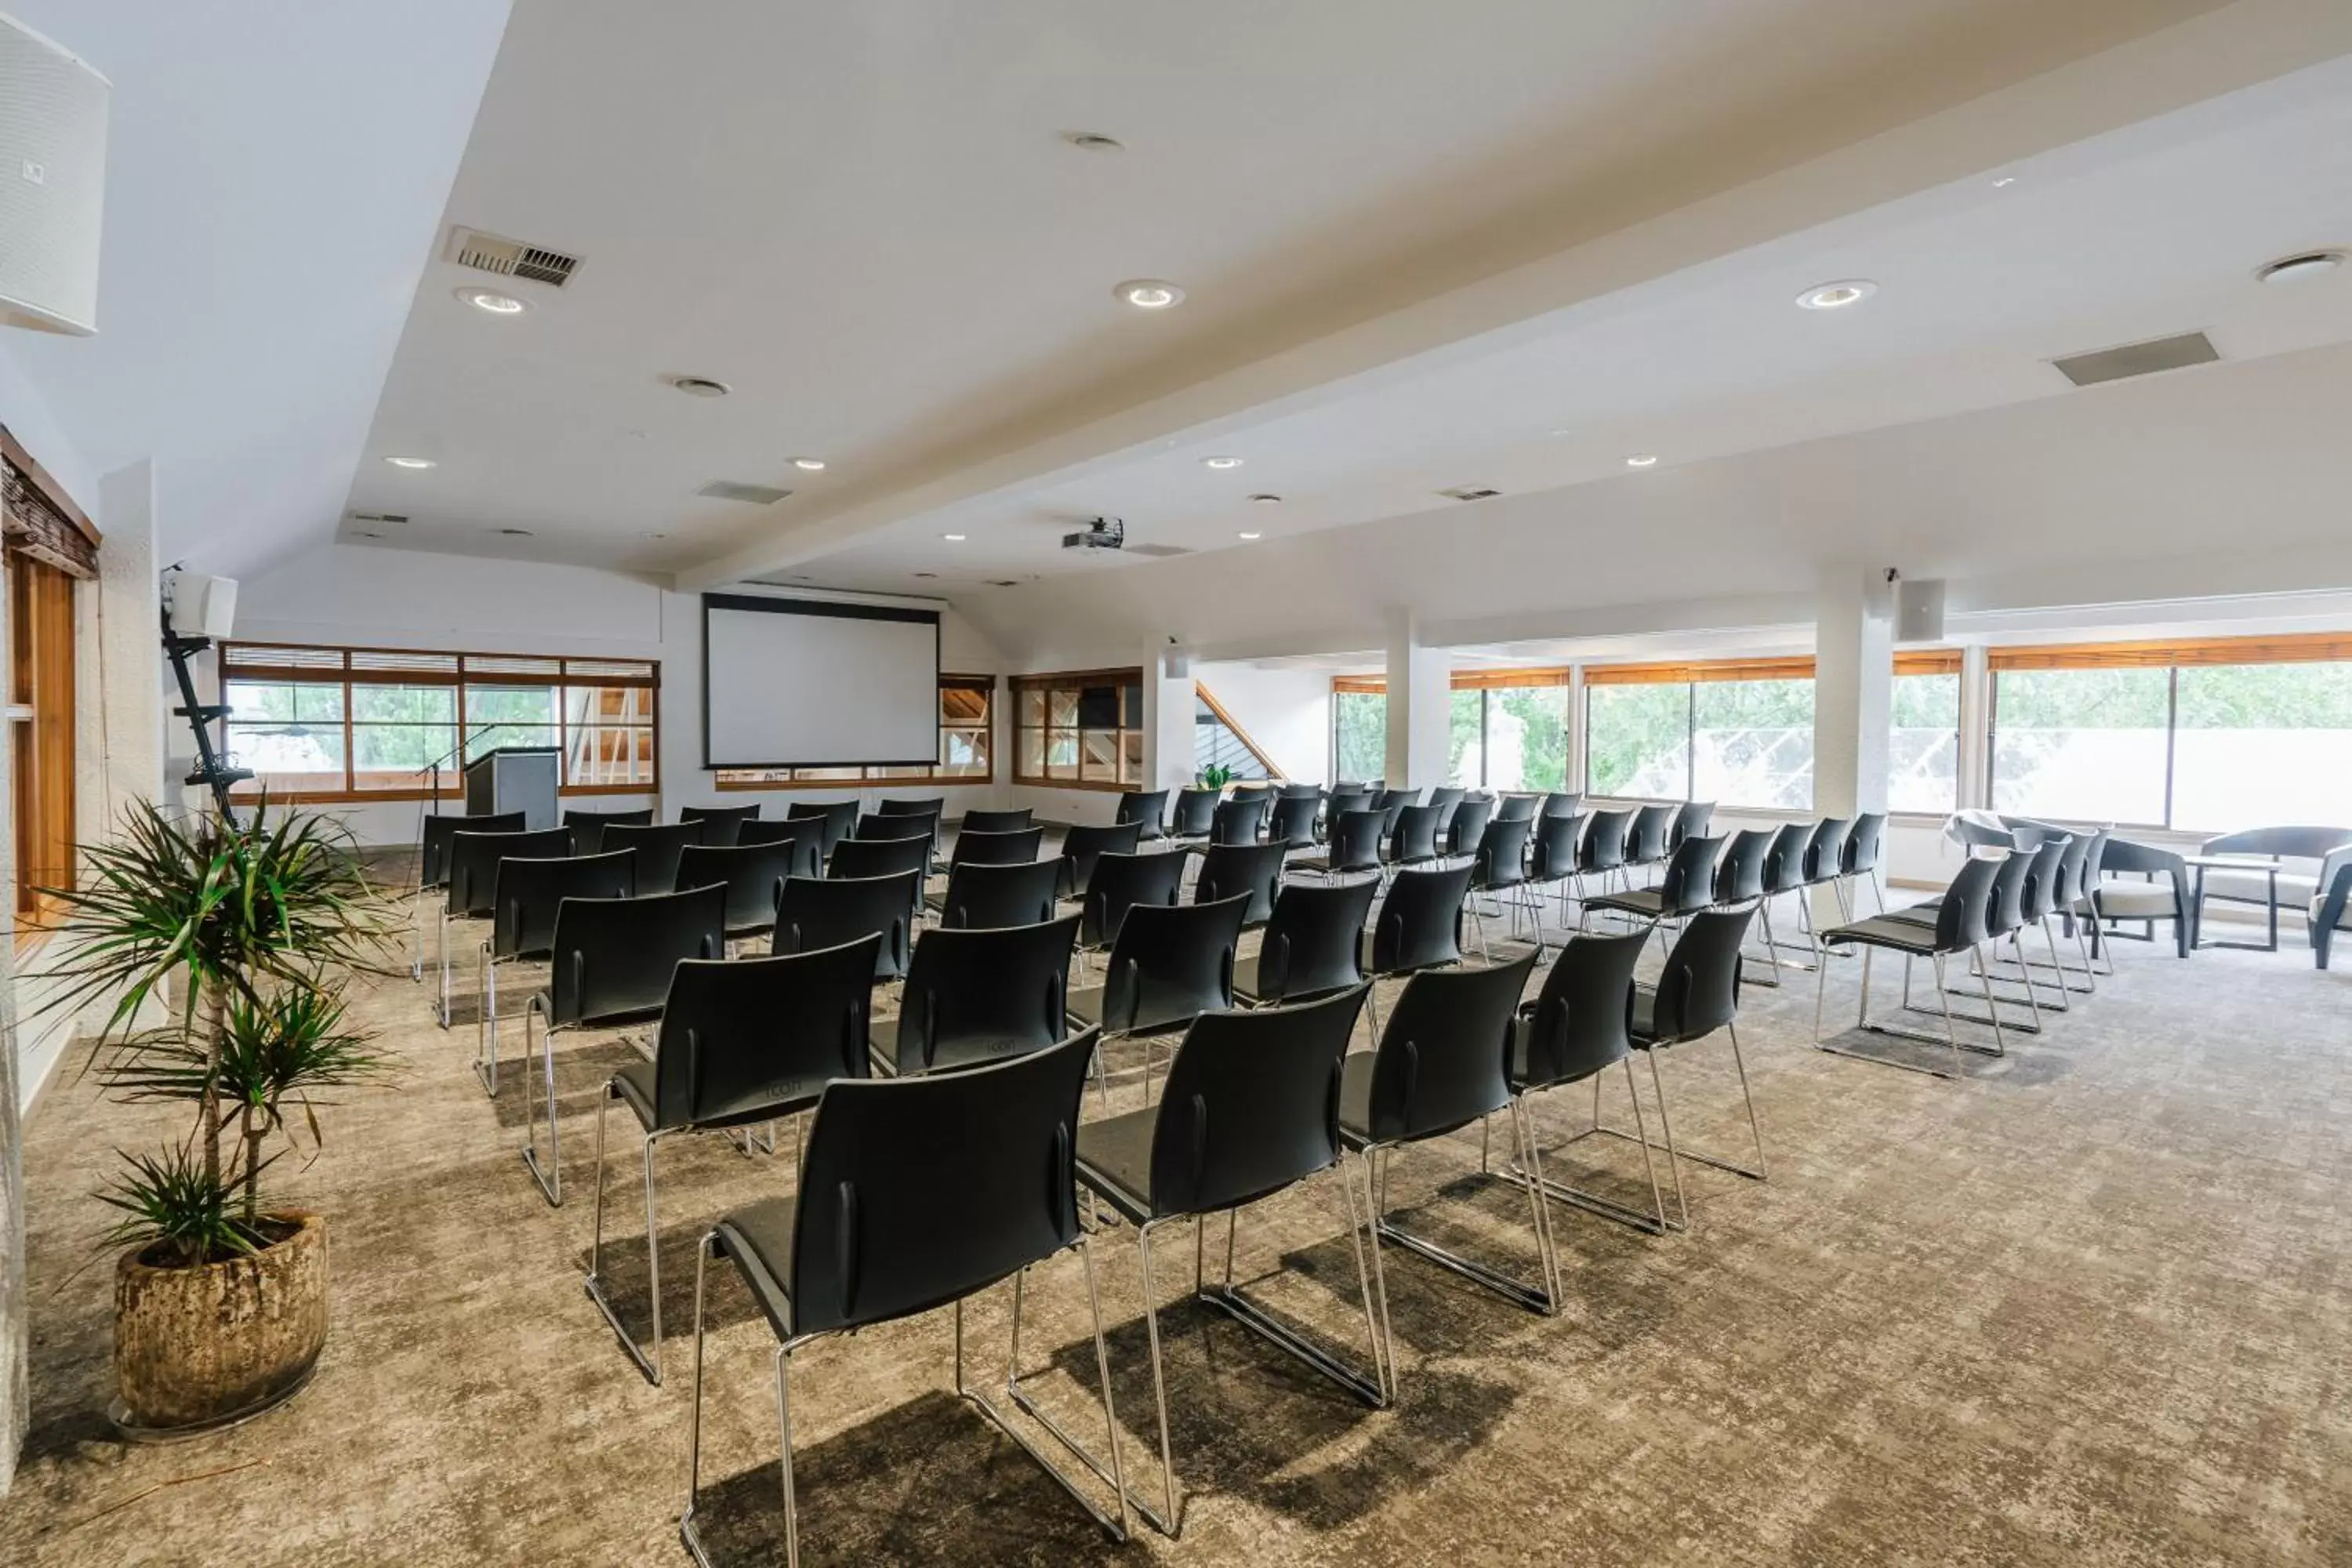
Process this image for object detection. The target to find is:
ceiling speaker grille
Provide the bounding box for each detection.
[696,480,793,505]
[446,227,581,287]
[2051,331,2219,387]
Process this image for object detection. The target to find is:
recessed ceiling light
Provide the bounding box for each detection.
[458,287,528,315]
[1990,176,2017,188]
[1116,279,1186,310]
[1236,531,1262,541]
[1249,493,1282,504]
[648,532,668,539]
[1797,280,1877,310]
[1625,453,1660,468]
[384,456,436,470]
[1064,132,1123,151]
[1202,456,1243,470]
[791,456,826,471]
[499,527,533,537]
[942,533,966,542]
[670,375,731,397]
[354,530,383,539]
[2257,250,2345,285]
[1548,427,1573,437]
[913,572,938,579]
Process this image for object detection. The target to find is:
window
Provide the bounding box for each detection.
[1445,671,1573,792]
[1692,674,1813,811]
[5,427,98,935]
[715,676,995,788]
[1331,679,1386,782]
[1990,634,2352,830]
[1888,650,1962,815]
[1013,670,1142,790]
[217,643,658,800]
[1586,659,1814,809]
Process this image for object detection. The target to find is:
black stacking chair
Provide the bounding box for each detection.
[1628,906,1763,1229]
[734,815,824,878]
[562,806,651,857]
[1295,808,1384,880]
[961,807,1035,835]
[1167,788,1221,841]
[1816,852,2005,1079]
[785,798,859,857]
[1380,803,1445,873]
[1580,806,1634,895]
[1540,792,1584,822]
[438,826,572,1027]
[1526,811,1586,931]
[1372,788,1418,835]
[878,796,944,818]
[1235,876,1379,1006]
[949,824,1045,869]
[604,819,706,897]
[1706,828,1777,985]
[827,830,928,882]
[1510,927,1664,1233]
[1076,848,1189,957]
[1801,816,1854,923]
[474,848,637,1094]
[674,840,801,941]
[1067,895,1250,1095]
[2036,830,2100,993]
[1266,792,1323,851]
[412,810,523,980]
[884,913,1080,1076]
[1117,787,1171,844]
[1446,796,1494,858]
[585,935,878,1384]
[1977,835,2073,1020]
[774,869,921,984]
[854,811,933,844]
[1907,848,2038,1036]
[1426,786,1467,835]
[1209,793,1270,847]
[1668,800,1714,850]
[1194,840,1286,927]
[520,883,726,1205]
[1076,987,1385,1530]
[1362,858,1476,1034]
[681,1028,1131,1566]
[1345,950,1556,1375]
[678,802,760,848]
[1584,833,1723,937]
[1842,811,1888,916]
[1494,793,1540,823]
[1621,804,1677,887]
[931,857,1062,930]
[1057,820,1145,900]
[1321,786,1374,836]
[1464,813,1537,959]
[1755,821,1820,972]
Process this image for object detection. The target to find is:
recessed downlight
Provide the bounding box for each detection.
[942,533,967,542]
[1797,279,1877,310]
[1625,453,1660,468]
[1064,132,1124,152]
[1990,176,2017,188]
[1236,532,1262,541]
[1248,493,1282,504]
[1202,456,1244,470]
[499,527,533,537]
[1116,278,1186,310]
[791,457,826,471]
[458,287,528,314]
[2257,250,2345,285]
[384,456,436,470]
[670,375,731,397]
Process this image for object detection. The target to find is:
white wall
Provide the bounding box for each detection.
[1195,659,1331,784]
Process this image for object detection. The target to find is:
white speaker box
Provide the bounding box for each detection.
[0,12,108,336]
[1896,578,1947,644]
[169,573,238,640]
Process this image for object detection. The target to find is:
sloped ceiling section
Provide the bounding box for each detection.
[0,0,512,577]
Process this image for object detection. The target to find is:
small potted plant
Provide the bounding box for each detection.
[36,801,386,1433]
[1196,763,1233,792]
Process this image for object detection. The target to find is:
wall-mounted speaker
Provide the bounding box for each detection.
[0,13,108,336]
[1896,578,1947,644]
[168,573,238,640]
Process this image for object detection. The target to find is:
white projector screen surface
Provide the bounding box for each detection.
[702,594,941,768]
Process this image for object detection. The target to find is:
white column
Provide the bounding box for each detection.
[96,461,165,824]
[1383,617,1450,792]
[1566,664,1588,795]
[1143,645,1195,792]
[1955,644,1991,811]
[1812,567,1894,919]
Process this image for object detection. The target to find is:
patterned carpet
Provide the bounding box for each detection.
[2,886,2348,1566]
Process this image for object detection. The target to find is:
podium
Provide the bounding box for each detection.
[463,746,561,833]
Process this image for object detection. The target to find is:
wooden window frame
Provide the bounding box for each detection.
[1012,667,1145,793]
[713,674,998,790]
[2,425,97,942]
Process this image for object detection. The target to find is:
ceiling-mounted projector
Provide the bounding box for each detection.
[1061,516,1126,552]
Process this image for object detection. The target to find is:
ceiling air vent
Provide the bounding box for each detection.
[348,510,408,524]
[696,480,793,505]
[1437,485,1503,502]
[2050,331,2218,388]
[1127,543,1192,558]
[445,227,582,288]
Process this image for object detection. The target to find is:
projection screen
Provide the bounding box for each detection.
[702,593,941,769]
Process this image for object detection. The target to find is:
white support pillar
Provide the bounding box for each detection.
[1812,567,1894,920]
[1383,617,1451,793]
[95,461,165,824]
[1143,645,1196,793]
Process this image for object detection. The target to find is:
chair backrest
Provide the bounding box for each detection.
[1374,789,1418,833]
[1645,906,1755,1044]
[1930,853,2002,951]
[1096,894,1249,1035]
[448,826,573,916]
[1447,797,1495,858]
[1324,787,1374,826]
[559,807,648,858]
[2019,834,2070,923]
[1323,809,1386,875]
[2074,829,2111,902]
[1494,793,1539,823]
[1369,858,1476,975]
[1804,817,1853,882]
[854,812,935,847]
[1712,828,1774,905]
[1210,793,1270,847]
[422,811,522,888]
[1145,985,1370,1218]
[645,938,879,1130]
[784,798,859,856]
[1581,808,1634,873]
[1387,803,1443,864]
[937,857,1063,930]
[675,840,803,935]
[1762,821,1817,895]
[1516,928,1647,1091]
[950,825,1045,869]
[1845,812,1887,876]
[961,807,1035,835]
[892,914,1080,1074]
[1470,814,1532,891]
[878,797,943,818]
[1276,781,1322,798]
[827,833,930,884]
[489,848,636,961]
[1078,848,1189,949]
[1357,951,1539,1144]
[1427,786,1467,831]
[1195,840,1286,926]
[1528,812,1584,881]
[603,820,707,896]
[679,803,760,848]
[774,869,921,982]
[1984,849,2031,937]
[1540,792,1584,821]
[1624,804,1676,865]
[734,815,824,878]
[1266,793,1323,850]
[786,1026,1099,1337]
[1169,788,1221,837]
[1669,801,1715,848]
[2199,825,2352,862]
[1658,834,1725,915]
[1251,876,1378,1004]
[1055,820,1144,900]
[545,883,726,1028]
[2045,829,2092,907]
[1116,789,1170,833]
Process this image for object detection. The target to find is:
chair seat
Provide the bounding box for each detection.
[1585,888,1668,920]
[1231,951,1356,1006]
[1292,855,1371,877]
[1073,1107,1158,1225]
[871,1029,1050,1076]
[1820,915,1945,956]
[1065,984,1199,1039]
[713,1197,797,1341]
[922,889,947,913]
[1505,1011,1603,1095]
[2093,885,2177,919]
[611,1059,659,1127]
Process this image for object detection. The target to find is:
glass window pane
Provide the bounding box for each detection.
[225,720,346,793]
[1080,730,1118,781]
[2171,661,2352,831]
[463,684,559,760]
[351,723,458,789]
[1586,684,1690,798]
[1448,690,1485,788]
[1047,728,1077,779]
[1485,685,1569,793]
[1018,688,1044,728]
[1333,691,1386,782]
[1889,672,1961,815]
[351,683,454,724]
[1991,668,2169,823]
[1121,730,1144,783]
[1693,678,1814,810]
[1048,690,1079,727]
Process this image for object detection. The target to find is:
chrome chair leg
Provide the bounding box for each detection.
[680,1232,719,1567]
[986,1240,1134,1544]
[521,996,561,1206]
[584,1094,666,1385]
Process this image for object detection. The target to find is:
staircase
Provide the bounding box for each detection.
[1194,688,1279,782]
[163,604,252,822]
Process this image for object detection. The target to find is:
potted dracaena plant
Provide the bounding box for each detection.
[34,799,388,1433]
[1196,763,1233,791]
